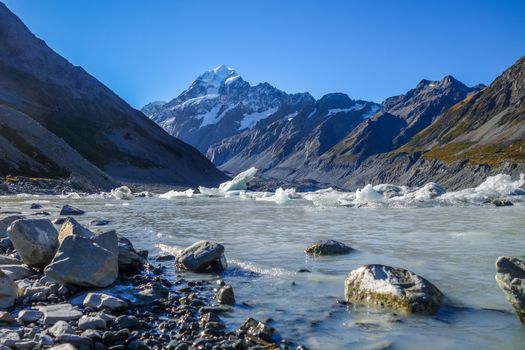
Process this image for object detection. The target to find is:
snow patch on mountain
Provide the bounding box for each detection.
[238,107,279,130]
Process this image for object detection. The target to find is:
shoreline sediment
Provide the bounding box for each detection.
[0,205,293,350]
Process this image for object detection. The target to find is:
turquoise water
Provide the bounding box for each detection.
[1,195,524,349]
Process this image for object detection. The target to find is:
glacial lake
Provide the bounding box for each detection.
[1,182,525,350]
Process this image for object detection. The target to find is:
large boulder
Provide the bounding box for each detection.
[44,230,118,288]
[176,240,227,272]
[495,256,525,325]
[7,219,58,268]
[305,240,354,255]
[0,270,17,309]
[58,217,95,244]
[344,264,443,314]
[0,215,24,238]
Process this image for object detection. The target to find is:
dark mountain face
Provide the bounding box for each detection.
[0,3,227,187]
[323,75,483,166]
[404,55,525,167]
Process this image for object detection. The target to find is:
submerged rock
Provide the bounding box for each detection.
[59,205,85,216]
[7,219,58,268]
[305,240,353,255]
[344,264,443,314]
[176,240,227,272]
[495,256,525,325]
[45,231,118,288]
[492,199,514,207]
[216,285,235,306]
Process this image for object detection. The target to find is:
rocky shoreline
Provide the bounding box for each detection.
[0,206,296,350]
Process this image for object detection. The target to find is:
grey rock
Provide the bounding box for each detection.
[113,315,140,330]
[18,309,43,323]
[215,285,235,306]
[39,304,83,325]
[0,255,22,265]
[0,311,16,324]
[49,344,77,350]
[52,218,67,225]
[127,339,147,350]
[0,264,34,280]
[117,235,144,273]
[82,293,127,312]
[36,334,54,347]
[0,215,24,238]
[55,334,92,348]
[344,264,443,314]
[59,205,84,216]
[0,331,20,348]
[493,199,514,207]
[305,240,353,255]
[80,329,101,340]
[156,254,175,262]
[0,238,13,250]
[90,220,110,226]
[176,240,227,272]
[12,340,37,349]
[48,320,75,337]
[78,315,106,330]
[44,231,118,288]
[495,256,525,325]
[57,217,95,244]
[0,270,18,309]
[7,219,58,268]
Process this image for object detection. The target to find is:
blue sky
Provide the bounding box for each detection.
[4,0,525,108]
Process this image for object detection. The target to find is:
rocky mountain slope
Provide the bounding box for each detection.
[340,55,525,190]
[0,2,227,187]
[143,67,380,177]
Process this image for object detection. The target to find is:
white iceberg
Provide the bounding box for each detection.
[354,184,386,204]
[110,186,134,200]
[159,188,195,199]
[219,167,257,191]
[256,188,296,204]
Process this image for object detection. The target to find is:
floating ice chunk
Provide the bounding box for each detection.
[198,186,225,197]
[256,188,296,204]
[219,167,257,191]
[355,184,386,204]
[59,192,82,199]
[442,173,524,203]
[412,182,446,200]
[373,184,409,198]
[303,190,352,207]
[159,189,194,199]
[110,186,133,200]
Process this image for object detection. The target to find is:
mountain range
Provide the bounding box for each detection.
[1,0,524,192]
[144,58,525,190]
[0,2,227,190]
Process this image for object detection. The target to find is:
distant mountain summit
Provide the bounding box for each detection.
[143,66,380,178]
[143,65,313,153]
[0,2,227,187]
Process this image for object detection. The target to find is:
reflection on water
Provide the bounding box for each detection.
[1,195,525,349]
